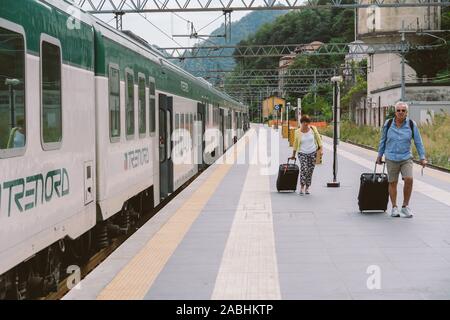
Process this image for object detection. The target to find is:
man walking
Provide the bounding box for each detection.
[376,101,427,218]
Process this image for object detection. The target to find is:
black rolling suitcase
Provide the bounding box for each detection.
[358,162,389,212]
[277,158,299,192]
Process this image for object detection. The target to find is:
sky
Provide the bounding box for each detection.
[96,11,251,48]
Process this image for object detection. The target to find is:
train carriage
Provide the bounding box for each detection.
[0,0,97,298]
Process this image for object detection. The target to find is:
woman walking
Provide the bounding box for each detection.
[289,115,323,195]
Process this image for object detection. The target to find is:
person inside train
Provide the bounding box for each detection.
[7,118,25,148]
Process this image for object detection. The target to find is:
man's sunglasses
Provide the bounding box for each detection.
[396,109,407,113]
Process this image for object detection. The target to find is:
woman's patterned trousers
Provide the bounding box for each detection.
[298,151,317,187]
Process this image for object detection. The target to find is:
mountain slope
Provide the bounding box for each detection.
[180,9,288,76]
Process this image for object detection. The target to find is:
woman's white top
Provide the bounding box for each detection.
[299,129,317,154]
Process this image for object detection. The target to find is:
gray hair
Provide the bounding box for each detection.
[395,101,409,111]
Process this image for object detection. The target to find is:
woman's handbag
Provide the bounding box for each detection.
[316,149,323,165]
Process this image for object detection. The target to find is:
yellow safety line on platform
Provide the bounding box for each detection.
[97,134,251,300]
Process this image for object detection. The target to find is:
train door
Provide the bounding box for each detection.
[159,94,174,200]
[196,103,206,171]
[219,108,225,153]
[167,97,174,193]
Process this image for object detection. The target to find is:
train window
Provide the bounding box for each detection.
[180,113,185,149]
[41,40,62,150]
[166,110,171,160]
[149,78,156,134]
[216,108,219,126]
[125,70,135,139]
[175,113,179,130]
[0,26,26,157]
[174,113,180,155]
[189,113,193,141]
[138,75,146,137]
[186,113,190,144]
[108,65,120,141]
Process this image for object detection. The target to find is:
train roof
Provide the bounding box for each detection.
[63,1,246,110]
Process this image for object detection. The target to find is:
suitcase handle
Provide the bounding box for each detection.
[373,161,386,182]
[284,158,297,174]
[287,157,297,164]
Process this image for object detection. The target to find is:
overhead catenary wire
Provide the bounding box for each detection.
[123,2,184,47]
[197,13,225,33]
[153,0,191,23]
[106,15,116,25]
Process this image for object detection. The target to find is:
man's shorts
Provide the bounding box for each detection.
[386,158,414,183]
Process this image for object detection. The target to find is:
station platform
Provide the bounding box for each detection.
[64,124,450,300]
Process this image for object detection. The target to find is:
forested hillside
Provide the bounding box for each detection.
[180,9,288,76]
[227,6,356,121]
[229,6,450,121]
[234,7,355,70]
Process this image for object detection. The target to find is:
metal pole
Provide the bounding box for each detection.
[314,69,317,103]
[250,96,253,122]
[277,108,280,129]
[328,76,341,188]
[286,101,288,124]
[115,12,124,30]
[259,91,262,123]
[275,107,278,130]
[333,82,338,181]
[287,102,290,141]
[378,96,381,127]
[400,21,406,101]
[281,103,284,124]
[297,98,302,126]
[314,69,317,119]
[9,85,15,128]
[363,97,366,125]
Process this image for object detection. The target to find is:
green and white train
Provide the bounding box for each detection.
[0,0,248,299]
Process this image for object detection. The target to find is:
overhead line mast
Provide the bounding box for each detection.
[78,0,450,13]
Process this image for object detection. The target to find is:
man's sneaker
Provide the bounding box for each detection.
[391,207,400,217]
[400,206,414,218]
